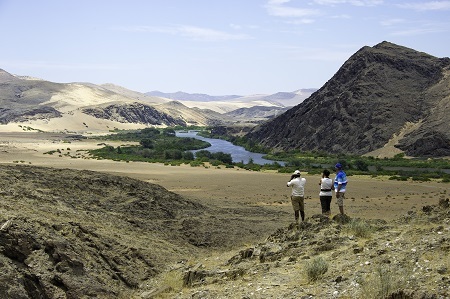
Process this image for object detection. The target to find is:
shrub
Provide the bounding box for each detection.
[141,127,160,136]
[210,160,222,166]
[344,219,374,238]
[388,175,408,181]
[195,150,212,159]
[189,161,204,167]
[140,138,154,149]
[359,265,400,299]
[354,159,369,171]
[182,151,195,160]
[212,152,233,164]
[140,148,156,159]
[304,256,328,282]
[164,149,182,160]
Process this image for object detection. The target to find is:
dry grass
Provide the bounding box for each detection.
[358,265,402,299]
[343,218,375,238]
[304,256,329,282]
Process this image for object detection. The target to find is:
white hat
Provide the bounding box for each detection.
[293,170,301,175]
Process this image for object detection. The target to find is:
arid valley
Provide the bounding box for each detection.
[0,131,449,298]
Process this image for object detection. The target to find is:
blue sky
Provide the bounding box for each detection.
[0,0,449,95]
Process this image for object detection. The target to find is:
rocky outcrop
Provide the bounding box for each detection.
[0,106,62,124]
[246,41,450,157]
[173,202,450,298]
[82,102,187,126]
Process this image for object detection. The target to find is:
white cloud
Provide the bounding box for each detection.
[178,26,250,41]
[397,1,450,11]
[286,19,316,24]
[265,4,320,17]
[330,14,352,19]
[314,0,383,6]
[229,24,260,30]
[229,23,242,30]
[390,26,447,36]
[115,26,176,34]
[264,0,320,18]
[267,0,291,4]
[115,25,250,41]
[380,18,406,26]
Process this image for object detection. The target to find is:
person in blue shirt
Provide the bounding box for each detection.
[334,163,348,215]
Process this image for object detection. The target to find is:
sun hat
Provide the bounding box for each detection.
[335,163,342,169]
[293,170,301,175]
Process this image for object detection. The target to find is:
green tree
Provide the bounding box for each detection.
[354,159,369,171]
[195,150,212,159]
[212,152,233,164]
[140,139,154,149]
[164,149,182,160]
[182,151,195,160]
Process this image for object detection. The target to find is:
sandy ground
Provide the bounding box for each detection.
[1,132,448,225]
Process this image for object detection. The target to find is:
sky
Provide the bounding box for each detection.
[0,1,449,95]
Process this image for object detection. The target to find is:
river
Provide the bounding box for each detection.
[176,131,285,165]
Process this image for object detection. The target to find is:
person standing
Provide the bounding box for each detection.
[287,170,306,223]
[334,163,348,215]
[319,169,333,216]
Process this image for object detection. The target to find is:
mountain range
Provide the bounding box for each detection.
[0,70,312,132]
[1,41,449,157]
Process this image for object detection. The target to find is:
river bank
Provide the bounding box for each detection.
[176,130,285,165]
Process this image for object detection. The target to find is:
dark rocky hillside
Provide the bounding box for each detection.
[0,164,278,298]
[82,102,187,126]
[246,41,450,157]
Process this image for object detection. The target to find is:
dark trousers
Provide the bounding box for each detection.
[320,196,332,214]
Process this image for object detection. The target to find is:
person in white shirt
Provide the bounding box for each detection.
[319,169,333,216]
[287,170,306,223]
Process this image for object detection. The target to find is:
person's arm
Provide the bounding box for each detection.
[335,175,342,194]
[287,175,295,187]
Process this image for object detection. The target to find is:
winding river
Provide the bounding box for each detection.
[176,131,285,165]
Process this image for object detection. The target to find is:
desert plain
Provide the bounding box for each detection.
[0,131,447,228]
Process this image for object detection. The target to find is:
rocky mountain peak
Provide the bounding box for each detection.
[246,41,450,157]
